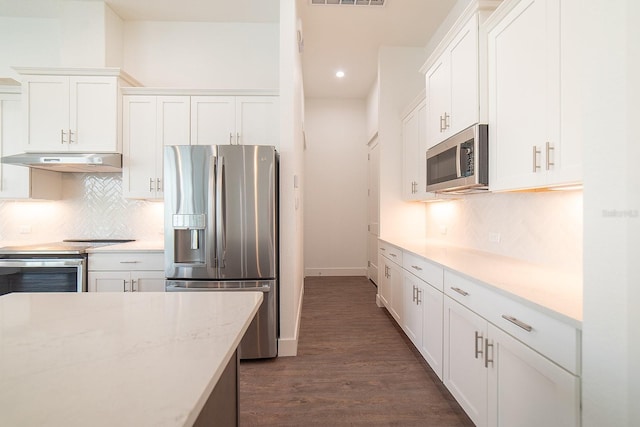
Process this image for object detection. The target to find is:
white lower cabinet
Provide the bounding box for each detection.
[378,242,404,324]
[487,324,580,427]
[444,296,580,427]
[88,251,165,293]
[444,297,489,426]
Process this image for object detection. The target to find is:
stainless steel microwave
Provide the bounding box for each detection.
[426,124,488,193]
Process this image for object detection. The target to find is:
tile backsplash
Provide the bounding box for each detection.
[0,173,164,243]
[425,190,583,273]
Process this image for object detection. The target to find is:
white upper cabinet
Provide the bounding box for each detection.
[191,95,279,148]
[123,95,190,199]
[402,96,432,200]
[486,0,582,191]
[0,89,61,200]
[16,68,139,154]
[422,1,500,150]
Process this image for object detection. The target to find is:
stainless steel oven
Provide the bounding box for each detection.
[0,240,133,296]
[0,255,86,295]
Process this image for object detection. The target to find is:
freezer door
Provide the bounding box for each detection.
[216,145,277,280]
[165,279,278,359]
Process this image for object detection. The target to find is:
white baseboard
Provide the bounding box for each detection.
[304,267,367,277]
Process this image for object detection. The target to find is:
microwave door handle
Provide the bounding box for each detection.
[456,144,462,178]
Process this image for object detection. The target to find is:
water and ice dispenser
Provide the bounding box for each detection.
[171,214,206,264]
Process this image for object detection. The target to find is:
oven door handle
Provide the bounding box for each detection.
[456,144,462,178]
[0,259,85,268]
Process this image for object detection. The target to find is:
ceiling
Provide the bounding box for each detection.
[1,0,458,98]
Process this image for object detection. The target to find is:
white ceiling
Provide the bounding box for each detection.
[1,0,458,98]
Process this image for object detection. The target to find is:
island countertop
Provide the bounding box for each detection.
[0,291,262,426]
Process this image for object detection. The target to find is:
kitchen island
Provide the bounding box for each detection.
[0,291,262,426]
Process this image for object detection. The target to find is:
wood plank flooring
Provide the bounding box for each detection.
[239,276,474,426]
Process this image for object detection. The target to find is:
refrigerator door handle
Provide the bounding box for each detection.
[216,155,226,269]
[209,156,218,268]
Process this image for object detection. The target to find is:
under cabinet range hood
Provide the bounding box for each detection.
[1,153,122,172]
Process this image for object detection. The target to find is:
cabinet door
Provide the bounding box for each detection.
[421,282,444,381]
[156,96,190,198]
[132,271,166,292]
[235,96,279,148]
[444,297,488,427]
[69,76,118,152]
[22,75,69,152]
[448,15,478,137]
[190,96,235,146]
[123,96,158,199]
[377,255,391,309]
[487,324,580,427]
[388,261,403,324]
[402,271,423,346]
[425,58,450,149]
[402,105,421,200]
[88,271,130,292]
[0,94,29,198]
[488,0,552,191]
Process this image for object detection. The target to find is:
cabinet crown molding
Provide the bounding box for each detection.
[121,87,279,97]
[12,67,142,87]
[420,0,502,74]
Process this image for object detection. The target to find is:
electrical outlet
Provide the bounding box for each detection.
[488,232,501,243]
[19,225,32,234]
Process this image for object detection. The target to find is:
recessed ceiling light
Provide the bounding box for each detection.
[336,70,345,78]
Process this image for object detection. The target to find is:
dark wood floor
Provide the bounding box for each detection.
[239,276,474,426]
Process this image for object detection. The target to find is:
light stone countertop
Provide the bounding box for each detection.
[381,238,583,327]
[0,291,262,426]
[87,240,165,252]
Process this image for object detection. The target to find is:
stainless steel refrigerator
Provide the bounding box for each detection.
[164,144,278,359]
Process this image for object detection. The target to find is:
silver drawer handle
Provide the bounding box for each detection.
[390,253,397,258]
[411,265,423,271]
[451,287,469,297]
[380,248,386,251]
[502,315,533,332]
[119,261,141,264]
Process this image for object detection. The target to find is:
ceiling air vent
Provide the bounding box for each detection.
[311,0,385,6]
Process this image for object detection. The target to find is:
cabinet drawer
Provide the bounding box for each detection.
[378,241,402,265]
[444,270,580,375]
[403,252,443,291]
[88,252,164,271]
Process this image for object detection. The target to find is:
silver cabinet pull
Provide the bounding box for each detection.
[149,178,154,192]
[237,132,240,145]
[474,331,483,359]
[229,132,233,144]
[412,285,417,303]
[545,142,555,170]
[156,178,162,191]
[390,253,397,258]
[451,287,469,297]
[131,279,137,292]
[61,129,66,144]
[439,115,445,132]
[123,279,129,292]
[411,265,422,271]
[380,247,386,251]
[444,112,450,130]
[532,146,541,172]
[501,315,533,332]
[68,129,74,144]
[119,261,140,264]
[484,338,494,368]
[416,288,422,305]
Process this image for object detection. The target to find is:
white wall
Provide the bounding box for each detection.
[582,0,639,425]
[277,0,305,357]
[303,98,368,276]
[377,46,427,241]
[122,21,279,89]
[0,17,60,78]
